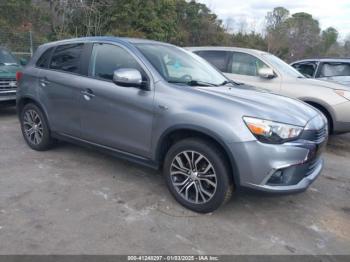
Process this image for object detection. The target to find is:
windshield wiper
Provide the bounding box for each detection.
[186,80,218,87]
[219,80,243,86]
[168,80,218,87]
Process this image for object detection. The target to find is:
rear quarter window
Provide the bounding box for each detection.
[36,47,54,68]
[49,43,84,74]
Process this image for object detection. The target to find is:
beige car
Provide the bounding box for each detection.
[187,46,350,133]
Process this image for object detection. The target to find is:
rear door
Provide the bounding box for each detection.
[78,43,155,158]
[194,50,230,73]
[38,43,87,137]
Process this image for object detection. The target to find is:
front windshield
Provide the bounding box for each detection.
[262,53,304,78]
[135,43,228,86]
[0,49,18,65]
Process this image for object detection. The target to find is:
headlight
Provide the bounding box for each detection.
[243,117,303,144]
[334,90,350,101]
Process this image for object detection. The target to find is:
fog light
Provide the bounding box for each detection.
[267,170,284,185]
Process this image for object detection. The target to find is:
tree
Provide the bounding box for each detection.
[266,7,289,32]
[265,9,323,61]
[321,27,339,54]
[284,12,321,61]
[265,7,290,54]
[0,0,51,52]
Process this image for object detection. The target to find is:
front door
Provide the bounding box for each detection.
[79,43,155,158]
[225,51,282,94]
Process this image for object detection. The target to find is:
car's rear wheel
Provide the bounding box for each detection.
[163,138,233,213]
[20,103,54,151]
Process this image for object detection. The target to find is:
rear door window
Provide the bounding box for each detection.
[195,51,230,72]
[49,43,84,74]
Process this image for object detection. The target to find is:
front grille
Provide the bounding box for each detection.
[300,125,328,142]
[314,126,327,141]
[0,78,17,90]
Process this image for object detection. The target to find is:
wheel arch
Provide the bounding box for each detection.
[17,96,51,129]
[155,125,240,187]
[302,99,334,133]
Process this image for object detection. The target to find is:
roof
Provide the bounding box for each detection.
[39,36,171,48]
[292,58,350,64]
[186,46,270,56]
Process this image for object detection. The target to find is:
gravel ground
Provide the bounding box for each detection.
[0,106,349,255]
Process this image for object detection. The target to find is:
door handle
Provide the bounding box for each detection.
[81,89,95,100]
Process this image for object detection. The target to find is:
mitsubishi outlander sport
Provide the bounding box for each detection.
[16,37,327,213]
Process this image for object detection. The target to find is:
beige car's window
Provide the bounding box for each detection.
[230,52,269,76]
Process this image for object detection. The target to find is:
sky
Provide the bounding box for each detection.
[197,0,350,41]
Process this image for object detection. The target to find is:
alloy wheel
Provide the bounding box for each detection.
[170,150,217,204]
[23,109,43,145]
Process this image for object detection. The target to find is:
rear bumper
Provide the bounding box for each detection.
[0,90,16,102]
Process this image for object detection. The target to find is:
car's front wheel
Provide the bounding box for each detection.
[20,103,54,151]
[163,138,233,213]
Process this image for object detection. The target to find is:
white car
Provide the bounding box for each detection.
[187,46,350,133]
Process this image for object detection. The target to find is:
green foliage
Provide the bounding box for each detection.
[0,0,51,51]
[265,8,345,61]
[266,6,289,32]
[322,27,339,53]
[0,1,348,61]
[232,32,267,51]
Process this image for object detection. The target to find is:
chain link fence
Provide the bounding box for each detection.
[0,31,45,60]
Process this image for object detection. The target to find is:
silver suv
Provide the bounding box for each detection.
[17,37,327,213]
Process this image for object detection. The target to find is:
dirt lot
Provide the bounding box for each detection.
[0,106,349,255]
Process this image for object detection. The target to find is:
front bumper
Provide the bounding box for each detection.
[0,90,17,102]
[245,158,324,193]
[229,131,327,193]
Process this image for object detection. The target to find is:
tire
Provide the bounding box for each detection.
[20,103,54,151]
[163,138,233,213]
[320,111,332,135]
[308,103,332,134]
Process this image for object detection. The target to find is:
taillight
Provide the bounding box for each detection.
[16,71,23,82]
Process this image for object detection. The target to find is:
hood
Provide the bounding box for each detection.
[0,64,22,78]
[319,76,350,88]
[293,77,349,91]
[234,83,273,93]
[196,85,318,127]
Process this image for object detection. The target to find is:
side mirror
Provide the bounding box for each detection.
[19,58,27,66]
[258,68,275,79]
[113,68,143,88]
